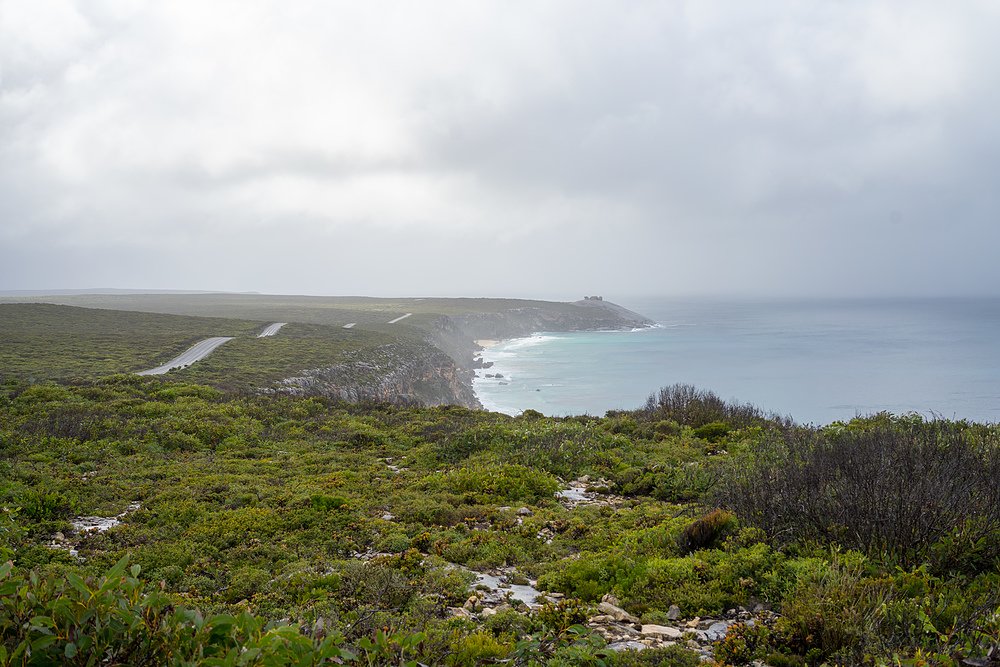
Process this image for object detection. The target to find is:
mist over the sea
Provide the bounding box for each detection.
[473,297,1000,425]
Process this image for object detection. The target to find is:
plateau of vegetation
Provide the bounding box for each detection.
[1,376,998,665]
[0,300,998,665]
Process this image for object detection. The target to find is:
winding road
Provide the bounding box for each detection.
[136,337,235,375]
[258,322,288,337]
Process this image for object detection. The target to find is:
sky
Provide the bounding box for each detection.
[2,0,999,299]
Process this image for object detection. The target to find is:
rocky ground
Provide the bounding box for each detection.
[441,476,776,660]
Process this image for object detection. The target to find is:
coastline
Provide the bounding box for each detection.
[471,328,659,417]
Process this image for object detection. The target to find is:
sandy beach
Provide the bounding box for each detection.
[475,339,501,348]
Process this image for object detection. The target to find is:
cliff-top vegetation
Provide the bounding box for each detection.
[0,300,997,665]
[1,375,998,665]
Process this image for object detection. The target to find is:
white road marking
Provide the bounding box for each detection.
[136,337,234,375]
[258,322,288,337]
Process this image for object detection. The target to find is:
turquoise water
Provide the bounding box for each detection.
[472,297,1000,425]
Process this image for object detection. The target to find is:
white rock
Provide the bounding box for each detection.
[641,624,683,640]
[597,602,639,624]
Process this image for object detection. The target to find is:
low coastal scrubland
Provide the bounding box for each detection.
[1,377,998,666]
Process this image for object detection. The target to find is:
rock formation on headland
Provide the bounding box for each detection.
[283,299,653,410]
[423,299,654,408]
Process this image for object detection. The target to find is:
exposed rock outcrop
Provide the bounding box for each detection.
[278,342,481,408]
[428,300,655,383]
[277,299,653,411]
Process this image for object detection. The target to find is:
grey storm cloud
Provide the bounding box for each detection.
[1,0,999,297]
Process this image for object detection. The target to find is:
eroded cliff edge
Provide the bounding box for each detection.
[427,299,655,407]
[278,299,653,410]
[278,341,480,408]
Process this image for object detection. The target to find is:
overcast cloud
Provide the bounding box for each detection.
[1,0,998,298]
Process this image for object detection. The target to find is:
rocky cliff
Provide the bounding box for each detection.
[428,300,655,367]
[278,342,481,409]
[278,299,653,410]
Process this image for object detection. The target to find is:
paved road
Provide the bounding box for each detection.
[258,322,288,337]
[136,337,234,375]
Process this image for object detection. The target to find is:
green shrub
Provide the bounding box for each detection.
[16,489,73,522]
[310,494,348,512]
[483,608,536,640]
[426,460,558,504]
[377,532,411,553]
[0,557,354,665]
[537,598,591,633]
[675,509,734,555]
[771,556,890,662]
[714,620,771,665]
[692,421,730,443]
[607,644,702,667]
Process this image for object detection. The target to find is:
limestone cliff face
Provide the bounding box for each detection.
[278,342,481,409]
[277,299,652,410]
[429,300,655,365]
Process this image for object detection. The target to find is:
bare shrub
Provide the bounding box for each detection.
[640,383,792,430]
[715,418,1000,572]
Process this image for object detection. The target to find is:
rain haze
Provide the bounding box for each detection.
[2,1,999,298]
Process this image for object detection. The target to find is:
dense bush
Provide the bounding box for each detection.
[715,417,1000,572]
[640,384,791,430]
[3,375,999,664]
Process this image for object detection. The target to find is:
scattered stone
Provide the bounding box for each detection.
[606,641,646,652]
[480,607,497,618]
[667,604,681,620]
[589,614,616,624]
[641,624,683,640]
[449,607,475,620]
[601,593,621,606]
[702,621,732,642]
[597,602,640,624]
[517,507,532,516]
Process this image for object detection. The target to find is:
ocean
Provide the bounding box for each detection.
[471,297,1000,426]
